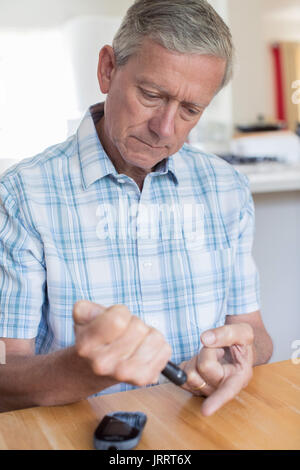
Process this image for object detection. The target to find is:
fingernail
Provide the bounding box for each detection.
[202,331,216,345]
[90,307,104,318]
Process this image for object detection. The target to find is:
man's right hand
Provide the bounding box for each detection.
[72,300,172,387]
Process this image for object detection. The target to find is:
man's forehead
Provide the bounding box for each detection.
[120,37,225,105]
[132,39,224,94]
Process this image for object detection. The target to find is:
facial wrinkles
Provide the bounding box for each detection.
[132,92,193,151]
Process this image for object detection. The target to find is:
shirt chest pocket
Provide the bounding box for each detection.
[184,244,234,330]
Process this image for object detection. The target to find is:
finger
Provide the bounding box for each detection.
[75,305,132,357]
[200,346,253,416]
[196,347,225,388]
[114,329,172,386]
[201,323,254,349]
[105,315,150,360]
[73,300,106,325]
[181,356,214,396]
[200,366,245,416]
[230,343,254,370]
[88,316,150,376]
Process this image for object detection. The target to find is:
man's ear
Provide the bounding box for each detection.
[97,45,116,94]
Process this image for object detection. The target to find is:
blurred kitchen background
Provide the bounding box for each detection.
[0,0,299,362]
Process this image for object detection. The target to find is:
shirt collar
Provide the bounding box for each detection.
[153,154,179,185]
[77,102,179,190]
[76,103,117,190]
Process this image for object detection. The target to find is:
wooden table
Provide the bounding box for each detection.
[0,360,299,450]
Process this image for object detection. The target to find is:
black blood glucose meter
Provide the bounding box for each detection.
[93,362,186,450]
[94,411,147,450]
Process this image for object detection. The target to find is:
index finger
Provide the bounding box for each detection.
[201,323,254,349]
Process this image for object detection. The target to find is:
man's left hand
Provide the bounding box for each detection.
[180,323,254,416]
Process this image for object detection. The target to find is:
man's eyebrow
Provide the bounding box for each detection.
[137,79,208,109]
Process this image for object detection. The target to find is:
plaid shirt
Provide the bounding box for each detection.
[0,103,260,395]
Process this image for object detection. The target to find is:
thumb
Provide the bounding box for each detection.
[73,300,106,326]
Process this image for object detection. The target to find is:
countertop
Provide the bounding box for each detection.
[0,360,299,450]
[234,162,300,194]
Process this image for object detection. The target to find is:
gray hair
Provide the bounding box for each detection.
[112,0,234,89]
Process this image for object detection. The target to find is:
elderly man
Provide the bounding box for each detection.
[0,0,272,416]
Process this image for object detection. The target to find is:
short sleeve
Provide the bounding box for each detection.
[0,182,46,338]
[226,179,261,315]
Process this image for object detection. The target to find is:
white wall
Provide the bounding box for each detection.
[189,0,233,153]
[63,16,123,114]
[262,0,300,42]
[227,0,269,125]
[0,0,134,28]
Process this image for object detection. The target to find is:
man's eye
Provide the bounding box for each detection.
[184,107,199,116]
[141,89,160,100]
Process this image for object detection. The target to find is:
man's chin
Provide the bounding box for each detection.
[125,150,167,171]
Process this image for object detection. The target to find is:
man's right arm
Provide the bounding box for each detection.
[0,338,116,412]
[0,301,172,412]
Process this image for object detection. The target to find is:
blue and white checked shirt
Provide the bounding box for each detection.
[0,103,260,394]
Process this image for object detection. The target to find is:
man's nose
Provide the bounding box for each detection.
[148,103,177,139]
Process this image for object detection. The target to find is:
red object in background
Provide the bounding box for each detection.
[271,44,286,122]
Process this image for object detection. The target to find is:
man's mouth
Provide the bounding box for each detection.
[132,136,165,149]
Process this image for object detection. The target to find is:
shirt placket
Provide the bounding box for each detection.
[135,176,166,334]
